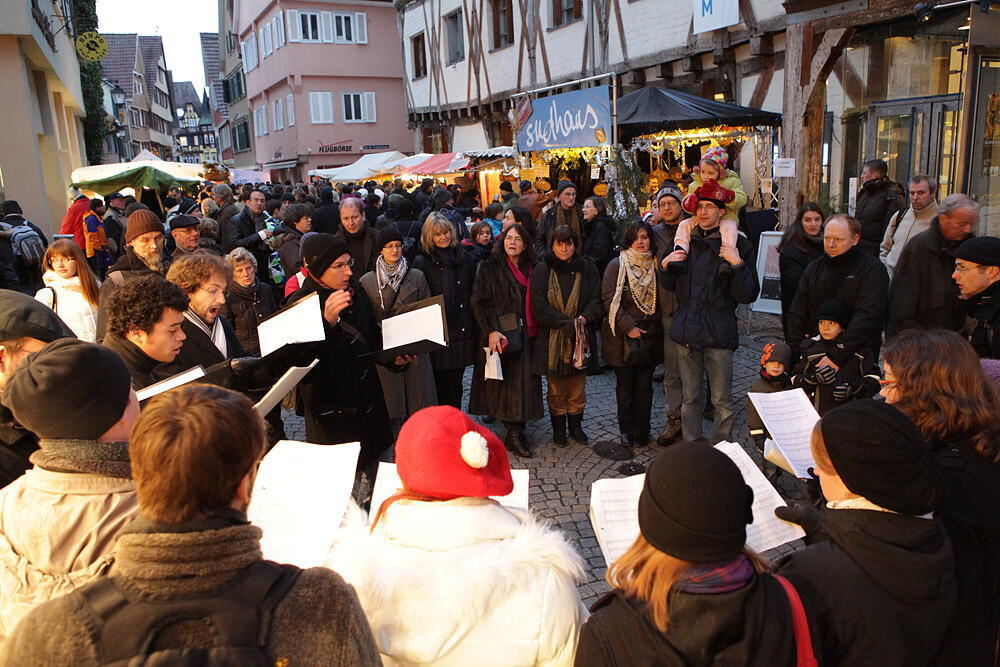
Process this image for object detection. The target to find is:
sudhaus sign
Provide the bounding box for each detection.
[516,86,612,152]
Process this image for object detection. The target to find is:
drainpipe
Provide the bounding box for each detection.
[527,0,537,87]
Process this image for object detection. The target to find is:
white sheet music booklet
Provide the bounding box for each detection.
[747,388,819,478]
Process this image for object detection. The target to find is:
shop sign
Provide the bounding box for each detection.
[693,0,739,35]
[516,86,611,152]
[319,139,353,154]
[362,144,391,151]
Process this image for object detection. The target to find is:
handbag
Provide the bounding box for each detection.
[497,313,523,354]
[623,334,655,366]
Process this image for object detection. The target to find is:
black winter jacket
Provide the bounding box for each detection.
[746,371,793,438]
[582,214,614,277]
[791,335,880,415]
[786,246,888,365]
[665,226,759,350]
[222,279,277,356]
[778,237,824,324]
[222,208,271,281]
[529,254,602,376]
[273,223,305,279]
[311,202,340,235]
[779,509,956,666]
[855,177,904,254]
[963,279,1000,359]
[0,406,37,490]
[412,248,476,370]
[103,332,162,390]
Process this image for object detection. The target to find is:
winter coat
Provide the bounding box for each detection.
[746,371,793,438]
[437,205,469,241]
[581,214,614,277]
[778,508,956,666]
[461,239,493,266]
[537,205,585,256]
[888,220,969,337]
[664,226,759,350]
[652,222,681,319]
[1,519,380,666]
[312,201,341,235]
[412,248,476,370]
[59,197,89,250]
[334,226,379,277]
[688,169,748,223]
[963,279,1000,359]
[791,336,880,415]
[328,498,586,666]
[786,246,888,365]
[35,271,98,342]
[517,191,556,221]
[223,208,271,282]
[601,256,663,367]
[358,266,438,420]
[778,236,824,330]
[154,314,245,388]
[285,278,394,471]
[0,458,138,643]
[880,201,939,277]
[273,223,305,279]
[222,279,277,356]
[469,256,544,423]
[95,248,169,343]
[576,573,804,667]
[529,254,602,377]
[2,213,47,293]
[103,333,161,390]
[213,198,241,245]
[854,177,905,255]
[102,207,127,258]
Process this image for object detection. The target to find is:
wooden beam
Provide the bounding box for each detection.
[750,34,773,56]
[748,55,775,109]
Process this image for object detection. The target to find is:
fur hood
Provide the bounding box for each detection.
[327,498,586,666]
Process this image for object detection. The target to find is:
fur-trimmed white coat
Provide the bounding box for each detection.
[327,497,587,666]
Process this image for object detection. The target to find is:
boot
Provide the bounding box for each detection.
[567,413,588,444]
[550,414,568,447]
[505,425,533,458]
[656,414,682,447]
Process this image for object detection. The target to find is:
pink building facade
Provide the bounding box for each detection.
[235,0,410,183]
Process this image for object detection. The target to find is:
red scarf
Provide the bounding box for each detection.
[506,256,537,337]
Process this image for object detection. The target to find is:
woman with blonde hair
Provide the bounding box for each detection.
[577,441,810,665]
[35,239,100,342]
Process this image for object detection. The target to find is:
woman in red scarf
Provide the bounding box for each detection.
[469,223,543,457]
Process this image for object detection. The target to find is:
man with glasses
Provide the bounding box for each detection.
[888,193,978,338]
[223,189,272,283]
[953,236,1000,358]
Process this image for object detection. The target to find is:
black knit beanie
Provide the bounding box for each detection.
[955,236,1000,267]
[638,441,753,562]
[816,300,853,328]
[819,400,943,515]
[377,226,404,250]
[301,233,349,276]
[557,179,576,195]
[2,339,132,440]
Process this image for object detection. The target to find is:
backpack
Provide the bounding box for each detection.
[0,222,45,265]
[71,560,301,666]
[399,220,421,262]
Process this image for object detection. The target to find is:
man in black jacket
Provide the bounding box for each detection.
[954,236,1000,359]
[333,198,379,276]
[888,193,977,337]
[854,159,904,255]
[664,195,759,443]
[787,214,889,364]
[312,186,340,235]
[223,189,273,283]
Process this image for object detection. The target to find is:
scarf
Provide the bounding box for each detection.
[506,256,537,337]
[673,554,754,594]
[546,265,581,373]
[184,309,228,358]
[375,255,408,312]
[607,248,657,333]
[433,247,462,327]
[555,205,582,241]
[31,439,131,478]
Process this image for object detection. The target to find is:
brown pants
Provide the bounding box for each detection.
[547,374,587,415]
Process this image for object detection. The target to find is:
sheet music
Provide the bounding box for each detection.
[764,438,793,476]
[747,389,819,478]
[247,440,360,568]
[381,303,446,349]
[135,366,205,402]
[253,359,319,416]
[257,292,325,358]
[714,442,805,552]
[369,463,529,515]
[589,474,645,567]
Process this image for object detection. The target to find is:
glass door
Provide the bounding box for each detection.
[967,54,1000,236]
[929,98,961,198]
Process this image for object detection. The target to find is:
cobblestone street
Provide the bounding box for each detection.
[283,310,806,606]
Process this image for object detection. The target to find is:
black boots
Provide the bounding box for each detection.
[567,413,588,444]
[656,414,682,447]
[551,415,568,447]
[505,425,532,458]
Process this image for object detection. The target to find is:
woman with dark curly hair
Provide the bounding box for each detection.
[881,329,1000,664]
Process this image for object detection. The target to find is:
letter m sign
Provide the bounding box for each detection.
[692,0,738,34]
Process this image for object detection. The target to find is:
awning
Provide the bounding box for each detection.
[451,123,490,153]
[71,159,203,195]
[308,151,407,180]
[617,87,782,136]
[231,169,269,185]
[263,160,300,170]
[463,146,515,159]
[408,152,471,175]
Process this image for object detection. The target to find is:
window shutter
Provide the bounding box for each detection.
[363,92,376,122]
[265,23,274,55]
[287,9,301,42]
[333,14,346,44]
[273,99,282,130]
[324,93,334,123]
[275,12,285,47]
[320,12,334,43]
[287,93,295,126]
[257,30,265,60]
[354,13,368,44]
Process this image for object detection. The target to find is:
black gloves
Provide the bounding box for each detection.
[775,503,825,544]
[813,364,837,384]
[833,380,863,402]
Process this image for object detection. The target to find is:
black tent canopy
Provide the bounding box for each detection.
[617,87,781,136]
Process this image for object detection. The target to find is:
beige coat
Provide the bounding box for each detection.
[880,200,940,277]
[0,468,137,642]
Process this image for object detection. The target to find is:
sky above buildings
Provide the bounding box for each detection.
[97,0,217,95]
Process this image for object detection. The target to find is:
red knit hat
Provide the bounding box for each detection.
[396,406,513,500]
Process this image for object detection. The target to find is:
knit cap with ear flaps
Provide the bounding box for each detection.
[395,406,513,500]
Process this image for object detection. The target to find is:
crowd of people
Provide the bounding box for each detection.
[0,147,997,664]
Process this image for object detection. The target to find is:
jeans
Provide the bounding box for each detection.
[614,365,655,439]
[660,315,683,417]
[677,346,735,443]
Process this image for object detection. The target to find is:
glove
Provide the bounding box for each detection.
[775,502,825,544]
[833,381,863,402]
[230,357,271,393]
[681,193,699,215]
[751,434,766,455]
[804,466,823,506]
[814,364,837,384]
[696,181,735,204]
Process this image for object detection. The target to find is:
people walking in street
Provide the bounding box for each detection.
[211,183,241,243]
[470,223,544,457]
[888,193,977,337]
[880,175,940,277]
[413,213,476,409]
[497,179,520,211]
[577,441,808,666]
[274,202,313,278]
[530,225,602,448]
[854,159,905,255]
[328,405,585,666]
[359,227,438,436]
[334,197,379,276]
[431,188,469,241]
[35,240,100,343]
[59,189,90,250]
[312,185,341,235]
[222,247,276,357]
[482,202,505,237]
[223,189,273,283]
[953,236,1000,358]
[603,221,662,447]
[652,186,685,446]
[778,202,825,343]
[83,198,113,280]
[1,200,48,294]
[102,192,127,259]
[537,180,583,253]
[580,196,614,276]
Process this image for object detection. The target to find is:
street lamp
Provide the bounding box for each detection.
[111,85,126,106]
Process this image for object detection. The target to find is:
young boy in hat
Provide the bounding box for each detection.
[792,300,880,414]
[746,341,793,457]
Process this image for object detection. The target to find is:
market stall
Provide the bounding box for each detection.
[307,151,408,182]
[70,151,204,197]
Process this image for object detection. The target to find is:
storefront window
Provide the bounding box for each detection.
[968,54,1000,235]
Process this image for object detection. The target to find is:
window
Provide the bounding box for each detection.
[261,23,273,57]
[273,12,285,48]
[226,31,235,54]
[342,92,377,123]
[179,135,188,147]
[491,0,514,49]
[273,98,284,130]
[299,12,320,41]
[157,67,166,84]
[445,10,464,64]
[134,75,143,96]
[241,37,259,72]
[551,0,581,27]
[254,106,268,136]
[224,71,246,103]
[233,119,251,152]
[287,93,295,126]
[411,33,427,79]
[309,91,334,124]
[333,12,368,44]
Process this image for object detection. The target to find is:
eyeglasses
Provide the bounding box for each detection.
[331,257,355,271]
[197,286,226,297]
[878,379,897,389]
[954,263,983,273]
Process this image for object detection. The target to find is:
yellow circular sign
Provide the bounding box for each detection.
[76,32,108,61]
